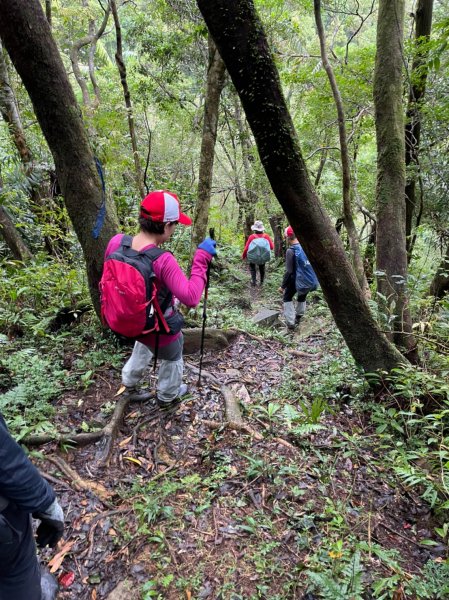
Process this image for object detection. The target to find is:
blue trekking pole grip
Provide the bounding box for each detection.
[198,228,215,386]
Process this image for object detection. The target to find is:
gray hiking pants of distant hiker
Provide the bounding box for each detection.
[122,336,184,402]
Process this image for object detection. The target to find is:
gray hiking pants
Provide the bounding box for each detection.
[122,335,184,402]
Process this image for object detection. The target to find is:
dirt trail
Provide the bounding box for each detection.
[39,290,442,599]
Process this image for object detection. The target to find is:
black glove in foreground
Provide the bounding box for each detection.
[33,498,64,548]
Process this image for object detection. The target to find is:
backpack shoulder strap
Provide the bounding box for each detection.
[141,247,168,262]
[120,235,133,249]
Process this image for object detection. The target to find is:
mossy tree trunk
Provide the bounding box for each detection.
[196,0,406,374]
[192,35,226,247]
[373,0,417,360]
[0,0,119,315]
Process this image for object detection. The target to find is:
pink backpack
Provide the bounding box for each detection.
[99,236,171,339]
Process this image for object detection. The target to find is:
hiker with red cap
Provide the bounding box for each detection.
[242,220,274,286]
[102,190,216,409]
[279,225,318,330]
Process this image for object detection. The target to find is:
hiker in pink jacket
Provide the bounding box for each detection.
[104,190,216,409]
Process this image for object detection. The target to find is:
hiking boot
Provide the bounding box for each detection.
[286,323,296,331]
[295,315,302,325]
[157,384,189,410]
[123,386,153,402]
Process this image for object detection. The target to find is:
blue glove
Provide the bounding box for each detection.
[198,237,217,257]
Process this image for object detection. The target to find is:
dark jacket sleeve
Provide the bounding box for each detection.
[281,248,296,288]
[0,415,55,513]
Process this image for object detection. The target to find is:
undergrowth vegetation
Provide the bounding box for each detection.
[1,238,449,598]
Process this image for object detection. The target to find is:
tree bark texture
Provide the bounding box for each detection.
[0,204,32,261]
[313,0,368,295]
[197,0,406,374]
[373,0,416,358]
[192,35,226,247]
[0,0,119,315]
[405,0,434,258]
[110,0,146,200]
[429,244,449,298]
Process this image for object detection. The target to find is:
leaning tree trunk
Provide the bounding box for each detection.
[0,204,32,261]
[373,0,417,360]
[314,0,368,295]
[0,0,119,315]
[192,35,226,247]
[110,0,145,200]
[197,0,406,375]
[405,0,434,259]
[429,244,449,299]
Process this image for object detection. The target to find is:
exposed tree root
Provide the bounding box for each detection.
[201,419,263,441]
[94,393,131,467]
[23,394,132,470]
[183,327,239,354]
[45,455,111,501]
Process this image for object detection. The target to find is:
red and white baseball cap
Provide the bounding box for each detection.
[140,190,192,225]
[284,225,294,238]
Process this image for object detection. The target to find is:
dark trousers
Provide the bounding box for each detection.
[249,262,266,284]
[282,281,307,303]
[0,504,41,600]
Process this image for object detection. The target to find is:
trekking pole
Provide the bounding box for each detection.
[198,228,215,386]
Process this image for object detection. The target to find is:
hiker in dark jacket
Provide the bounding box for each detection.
[0,414,64,599]
[242,220,274,286]
[279,226,318,330]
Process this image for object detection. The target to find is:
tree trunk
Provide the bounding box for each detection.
[373,0,417,359]
[313,0,368,295]
[235,99,257,237]
[196,0,406,374]
[429,244,449,298]
[192,35,226,247]
[405,0,434,259]
[0,204,32,261]
[268,214,283,258]
[110,0,146,200]
[0,41,32,164]
[0,40,67,255]
[69,5,110,111]
[0,0,119,315]
[45,0,51,26]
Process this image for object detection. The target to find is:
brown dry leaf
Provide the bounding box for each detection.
[119,435,133,447]
[114,384,126,397]
[157,445,175,466]
[47,540,75,573]
[185,590,192,600]
[91,589,97,600]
